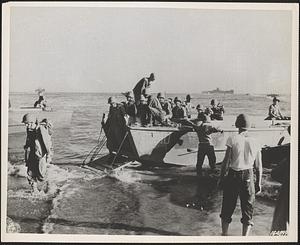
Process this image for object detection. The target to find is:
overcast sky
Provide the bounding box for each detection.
[8,7,293,94]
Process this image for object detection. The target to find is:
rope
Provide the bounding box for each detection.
[82,116,106,166]
[110,131,129,166]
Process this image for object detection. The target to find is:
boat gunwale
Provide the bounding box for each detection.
[128,125,288,133]
[128,126,180,132]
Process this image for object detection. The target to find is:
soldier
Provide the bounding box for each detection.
[196,104,206,121]
[133,73,155,105]
[210,99,225,120]
[22,113,53,193]
[267,97,284,120]
[218,114,262,236]
[184,94,195,119]
[171,98,187,121]
[157,92,173,121]
[123,91,137,125]
[186,115,223,176]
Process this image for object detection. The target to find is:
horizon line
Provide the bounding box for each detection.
[8,91,291,95]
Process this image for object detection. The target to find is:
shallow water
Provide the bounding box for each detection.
[7,164,276,236]
[6,92,289,235]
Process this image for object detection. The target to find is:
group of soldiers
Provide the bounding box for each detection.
[106,73,225,127]
[18,73,289,236]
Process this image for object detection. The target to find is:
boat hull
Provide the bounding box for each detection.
[96,115,291,167]
[129,126,289,166]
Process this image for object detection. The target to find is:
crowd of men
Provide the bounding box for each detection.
[19,73,290,236]
[107,73,225,127]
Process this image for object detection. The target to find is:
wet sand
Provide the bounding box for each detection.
[7,163,278,236]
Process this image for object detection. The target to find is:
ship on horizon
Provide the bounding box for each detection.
[202,87,234,94]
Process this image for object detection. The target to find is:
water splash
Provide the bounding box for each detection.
[111,167,143,184]
[6,217,21,233]
[8,161,27,178]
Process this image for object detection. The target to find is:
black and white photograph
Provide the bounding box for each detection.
[1,2,298,243]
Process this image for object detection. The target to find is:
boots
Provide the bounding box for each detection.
[242,224,252,236]
[221,220,229,236]
[30,181,39,194]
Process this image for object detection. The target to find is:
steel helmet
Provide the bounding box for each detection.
[126,91,134,99]
[157,92,165,99]
[235,114,251,129]
[149,73,155,80]
[22,113,36,124]
[204,107,212,115]
[196,104,204,110]
[211,99,217,106]
[107,96,116,104]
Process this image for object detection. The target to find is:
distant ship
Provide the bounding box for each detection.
[202,88,234,94]
[266,93,279,98]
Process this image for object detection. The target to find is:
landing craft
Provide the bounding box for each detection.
[8,90,72,134]
[83,115,290,172]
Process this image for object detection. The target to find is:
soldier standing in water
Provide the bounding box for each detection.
[218,114,262,236]
[22,113,53,193]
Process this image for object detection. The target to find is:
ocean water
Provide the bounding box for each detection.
[6,92,290,236]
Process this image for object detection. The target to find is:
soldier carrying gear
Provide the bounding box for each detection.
[22,113,53,193]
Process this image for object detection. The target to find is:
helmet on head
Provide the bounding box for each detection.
[235,114,251,129]
[125,91,134,99]
[22,113,36,124]
[196,104,204,110]
[211,99,217,106]
[108,96,117,104]
[149,73,155,80]
[204,107,212,115]
[186,94,192,101]
[157,92,165,99]
[174,97,182,103]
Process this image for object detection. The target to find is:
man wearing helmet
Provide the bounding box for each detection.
[184,94,195,119]
[210,99,225,120]
[218,114,262,236]
[22,113,53,193]
[186,115,223,176]
[103,97,127,154]
[157,92,173,121]
[122,91,137,125]
[171,98,187,121]
[266,97,284,120]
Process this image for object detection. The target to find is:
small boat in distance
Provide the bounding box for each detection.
[8,90,73,134]
[202,88,234,94]
[266,93,279,98]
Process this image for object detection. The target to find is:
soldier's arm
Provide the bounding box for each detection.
[208,125,223,134]
[220,146,231,179]
[217,146,231,189]
[254,149,263,193]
